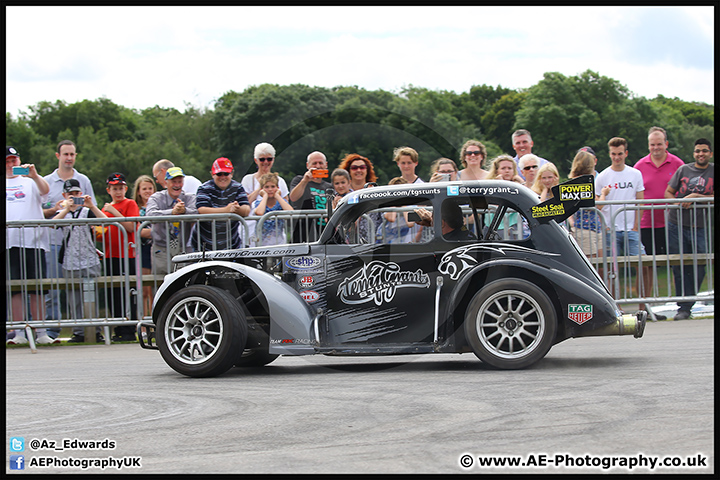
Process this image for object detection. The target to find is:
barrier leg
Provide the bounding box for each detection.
[25,326,37,354]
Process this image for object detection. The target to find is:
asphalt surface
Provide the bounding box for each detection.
[5,318,714,474]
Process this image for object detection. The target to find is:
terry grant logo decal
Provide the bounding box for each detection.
[338,260,430,306]
[568,304,593,324]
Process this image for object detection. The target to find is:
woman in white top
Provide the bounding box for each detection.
[240,142,289,246]
[457,140,489,181]
[241,142,289,202]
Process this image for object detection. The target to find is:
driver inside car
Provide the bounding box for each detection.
[414,201,476,242]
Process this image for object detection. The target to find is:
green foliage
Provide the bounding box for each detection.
[6,74,713,197]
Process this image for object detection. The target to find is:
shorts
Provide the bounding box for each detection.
[605,230,646,257]
[572,228,603,256]
[8,247,48,295]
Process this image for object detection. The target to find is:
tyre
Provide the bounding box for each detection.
[464,279,556,369]
[156,285,248,377]
[234,349,279,368]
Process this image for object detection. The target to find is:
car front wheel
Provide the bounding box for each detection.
[157,285,248,377]
[464,279,556,369]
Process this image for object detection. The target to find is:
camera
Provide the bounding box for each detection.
[312,169,329,178]
[12,166,30,176]
[438,173,451,182]
[73,197,85,205]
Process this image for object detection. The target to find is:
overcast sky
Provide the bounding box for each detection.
[5,6,714,119]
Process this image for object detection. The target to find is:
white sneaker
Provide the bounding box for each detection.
[36,335,58,345]
[7,336,29,345]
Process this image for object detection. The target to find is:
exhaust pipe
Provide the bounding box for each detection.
[576,310,647,339]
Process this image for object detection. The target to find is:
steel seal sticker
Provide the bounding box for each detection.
[338,260,430,306]
[568,304,593,324]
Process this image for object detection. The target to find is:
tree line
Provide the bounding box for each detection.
[6,69,713,204]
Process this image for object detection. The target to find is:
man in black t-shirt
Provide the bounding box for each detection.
[289,151,332,242]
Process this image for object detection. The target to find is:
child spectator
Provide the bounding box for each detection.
[102,172,140,342]
[132,175,157,317]
[380,177,414,243]
[251,173,294,246]
[331,168,351,208]
[53,179,107,342]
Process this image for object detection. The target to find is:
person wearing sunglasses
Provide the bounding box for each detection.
[241,142,289,205]
[196,157,250,251]
[518,154,540,189]
[289,151,333,242]
[338,153,378,192]
[457,140,488,181]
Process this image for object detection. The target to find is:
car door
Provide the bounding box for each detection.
[322,208,438,348]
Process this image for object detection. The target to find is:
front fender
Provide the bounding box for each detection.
[153,261,316,355]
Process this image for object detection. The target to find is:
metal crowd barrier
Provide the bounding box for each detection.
[6,199,714,343]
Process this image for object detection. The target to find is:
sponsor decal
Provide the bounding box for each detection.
[270,338,315,345]
[559,183,594,202]
[300,290,320,303]
[447,185,459,196]
[531,202,565,218]
[298,275,314,288]
[285,256,323,271]
[338,260,430,306]
[456,185,519,196]
[568,304,593,324]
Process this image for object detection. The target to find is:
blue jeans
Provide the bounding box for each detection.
[668,222,707,313]
[605,230,646,257]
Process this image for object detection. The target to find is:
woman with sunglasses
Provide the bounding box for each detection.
[457,140,488,181]
[338,153,378,192]
[518,154,540,189]
[338,153,379,242]
[241,142,289,204]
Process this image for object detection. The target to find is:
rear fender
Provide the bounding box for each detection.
[445,258,618,345]
[153,261,316,355]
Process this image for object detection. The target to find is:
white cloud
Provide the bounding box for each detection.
[5,6,714,119]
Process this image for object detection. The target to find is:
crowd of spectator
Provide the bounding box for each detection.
[6,128,714,344]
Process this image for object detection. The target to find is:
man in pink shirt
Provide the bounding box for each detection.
[633,126,685,256]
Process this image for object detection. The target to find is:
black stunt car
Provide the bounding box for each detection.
[138,175,646,377]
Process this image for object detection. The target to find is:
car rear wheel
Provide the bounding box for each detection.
[157,285,248,377]
[464,279,556,369]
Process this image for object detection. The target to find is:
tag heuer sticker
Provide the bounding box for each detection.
[568,304,593,324]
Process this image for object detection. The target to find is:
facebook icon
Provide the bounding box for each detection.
[10,455,25,470]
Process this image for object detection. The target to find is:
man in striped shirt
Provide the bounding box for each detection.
[196,157,250,251]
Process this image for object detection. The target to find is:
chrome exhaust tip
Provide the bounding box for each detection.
[575,310,647,338]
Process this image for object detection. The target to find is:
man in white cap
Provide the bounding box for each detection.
[146,167,198,275]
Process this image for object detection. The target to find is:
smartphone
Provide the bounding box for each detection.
[407,211,422,223]
[12,166,30,176]
[73,197,85,205]
[312,169,329,178]
[438,173,451,182]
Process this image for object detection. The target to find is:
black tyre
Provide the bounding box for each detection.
[234,349,279,368]
[464,279,556,369]
[156,285,248,377]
